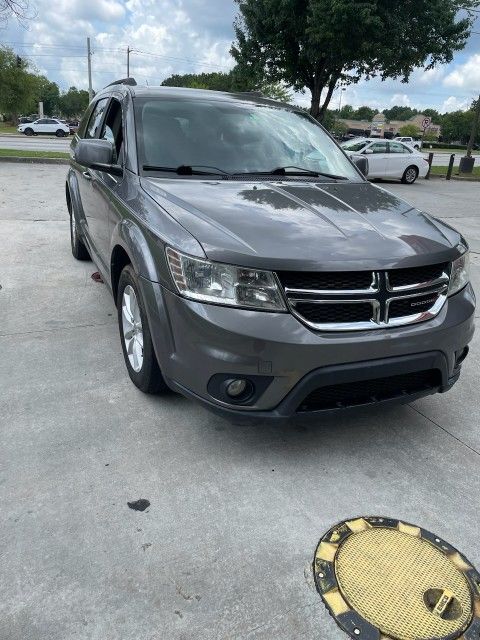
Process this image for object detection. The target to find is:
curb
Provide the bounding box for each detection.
[0,156,69,165]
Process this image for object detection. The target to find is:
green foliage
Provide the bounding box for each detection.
[383,106,419,122]
[398,124,420,137]
[32,76,60,115]
[440,110,479,144]
[353,106,376,121]
[0,46,40,119]
[58,86,90,118]
[232,0,479,120]
[423,132,439,142]
[338,104,355,118]
[161,70,292,102]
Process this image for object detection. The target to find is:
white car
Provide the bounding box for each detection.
[17,118,70,137]
[341,138,429,184]
[394,136,421,150]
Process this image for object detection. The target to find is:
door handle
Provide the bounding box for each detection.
[82,171,92,180]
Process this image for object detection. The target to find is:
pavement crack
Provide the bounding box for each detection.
[409,404,480,458]
[0,320,116,338]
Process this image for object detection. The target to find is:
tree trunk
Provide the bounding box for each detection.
[466,94,480,158]
[318,76,339,121]
[309,73,324,120]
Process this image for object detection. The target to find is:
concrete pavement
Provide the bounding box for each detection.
[0,164,479,640]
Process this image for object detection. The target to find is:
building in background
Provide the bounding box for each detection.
[339,113,441,138]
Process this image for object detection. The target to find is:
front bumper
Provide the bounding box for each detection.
[141,279,475,421]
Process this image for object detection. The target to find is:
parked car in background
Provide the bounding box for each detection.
[394,136,421,150]
[65,80,474,421]
[342,138,429,183]
[17,118,70,137]
[18,116,34,124]
[68,120,80,135]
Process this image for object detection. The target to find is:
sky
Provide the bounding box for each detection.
[1,0,480,114]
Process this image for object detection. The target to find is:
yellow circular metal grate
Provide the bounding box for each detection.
[335,527,472,640]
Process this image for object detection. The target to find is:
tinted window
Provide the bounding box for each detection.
[36,119,48,124]
[370,142,388,154]
[85,98,109,139]
[134,97,361,180]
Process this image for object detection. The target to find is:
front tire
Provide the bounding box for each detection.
[117,265,168,394]
[69,209,90,260]
[56,129,65,137]
[24,128,34,136]
[402,165,419,184]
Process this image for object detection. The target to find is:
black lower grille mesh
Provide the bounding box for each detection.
[294,302,373,324]
[297,369,442,412]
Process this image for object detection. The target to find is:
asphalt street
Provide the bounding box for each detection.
[0,134,71,152]
[0,164,479,640]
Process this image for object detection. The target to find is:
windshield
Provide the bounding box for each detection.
[342,140,369,152]
[134,97,361,180]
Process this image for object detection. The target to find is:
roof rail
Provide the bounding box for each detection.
[104,77,137,88]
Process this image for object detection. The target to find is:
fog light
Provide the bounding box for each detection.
[226,379,248,398]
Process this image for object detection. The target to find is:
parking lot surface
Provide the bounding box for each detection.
[0,134,71,152]
[1,165,479,640]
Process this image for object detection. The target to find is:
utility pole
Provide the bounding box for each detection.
[87,37,93,101]
[127,46,131,77]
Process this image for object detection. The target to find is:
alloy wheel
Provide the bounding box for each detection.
[122,285,144,372]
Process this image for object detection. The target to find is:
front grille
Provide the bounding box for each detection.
[297,369,442,412]
[388,263,448,289]
[389,291,441,319]
[277,262,449,331]
[294,302,373,324]
[278,271,373,291]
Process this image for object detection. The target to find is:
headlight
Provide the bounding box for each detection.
[448,249,470,296]
[166,247,286,311]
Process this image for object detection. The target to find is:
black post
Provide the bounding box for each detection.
[426,152,434,180]
[446,154,455,181]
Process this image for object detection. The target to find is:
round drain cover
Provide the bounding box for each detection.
[314,517,480,640]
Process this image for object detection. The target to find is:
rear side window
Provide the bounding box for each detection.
[85,98,109,139]
[390,141,411,154]
[370,142,388,154]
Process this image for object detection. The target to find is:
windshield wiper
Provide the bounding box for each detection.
[142,164,232,176]
[234,165,348,180]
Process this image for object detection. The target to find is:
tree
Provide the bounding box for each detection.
[398,124,420,137]
[231,0,479,121]
[32,76,60,115]
[162,70,292,102]
[0,47,39,121]
[353,106,376,121]
[440,110,478,144]
[383,106,419,122]
[339,104,355,118]
[0,0,34,25]
[58,86,90,118]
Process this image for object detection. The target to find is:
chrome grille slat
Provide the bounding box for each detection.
[277,264,450,331]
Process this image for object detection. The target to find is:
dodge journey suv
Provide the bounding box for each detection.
[66,78,475,421]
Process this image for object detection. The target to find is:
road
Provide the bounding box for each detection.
[0,164,479,640]
[0,134,71,152]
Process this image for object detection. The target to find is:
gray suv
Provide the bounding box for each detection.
[66,78,475,421]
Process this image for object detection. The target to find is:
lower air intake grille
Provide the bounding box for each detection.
[294,302,373,324]
[297,369,442,412]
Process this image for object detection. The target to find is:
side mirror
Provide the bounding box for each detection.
[74,139,122,176]
[364,148,374,155]
[352,154,369,177]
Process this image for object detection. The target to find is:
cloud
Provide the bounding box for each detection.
[443,54,480,89]
[440,96,471,113]
[390,93,410,106]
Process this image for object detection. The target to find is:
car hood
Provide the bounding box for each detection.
[141,178,461,271]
